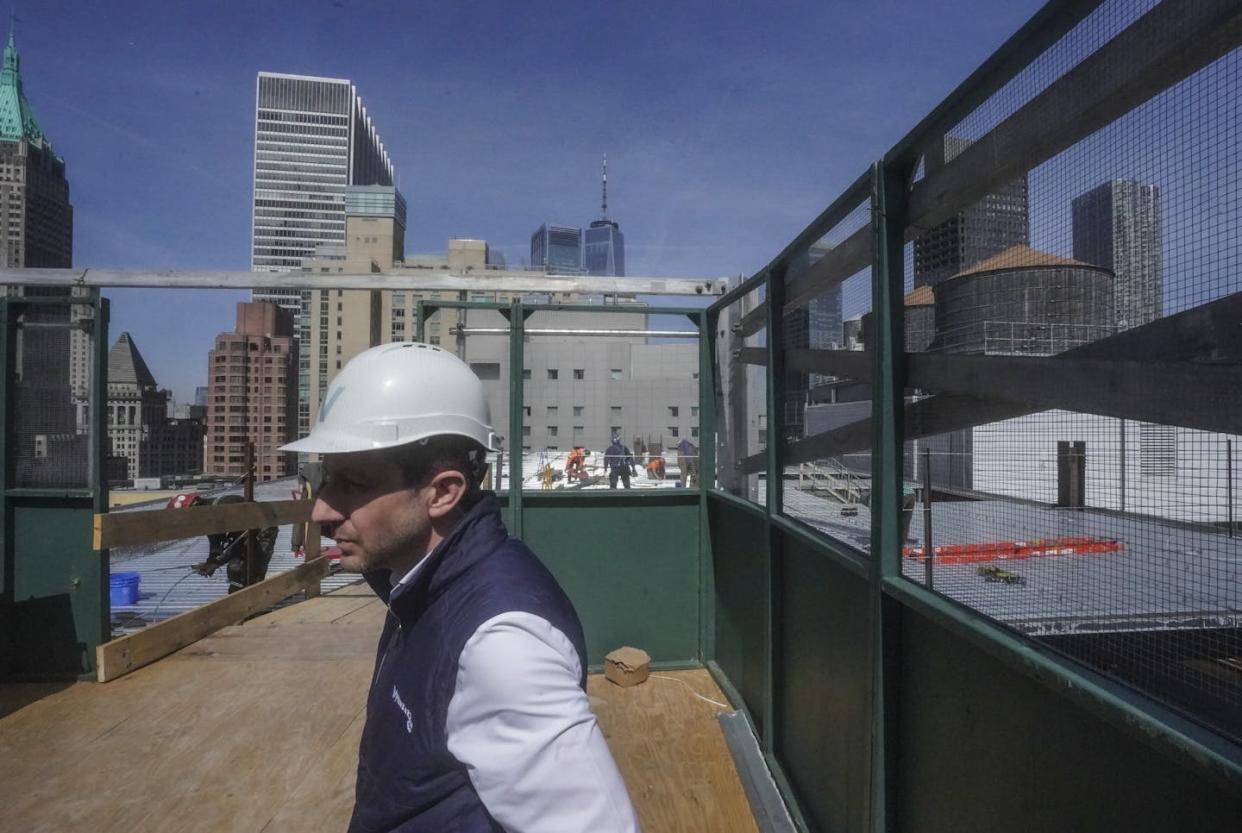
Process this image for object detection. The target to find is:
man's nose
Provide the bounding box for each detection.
[310,496,343,528]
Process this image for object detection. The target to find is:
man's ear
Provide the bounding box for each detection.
[426,470,468,519]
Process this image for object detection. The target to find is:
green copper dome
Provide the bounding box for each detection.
[0,32,45,145]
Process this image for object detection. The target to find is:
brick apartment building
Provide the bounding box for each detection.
[204,302,298,480]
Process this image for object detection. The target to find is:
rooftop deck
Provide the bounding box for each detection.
[0,584,759,833]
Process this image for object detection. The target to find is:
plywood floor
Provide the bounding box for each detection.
[0,586,759,833]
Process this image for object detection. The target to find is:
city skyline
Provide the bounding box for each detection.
[10,1,1073,401]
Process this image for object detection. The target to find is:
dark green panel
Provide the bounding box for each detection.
[520,496,700,666]
[896,609,1242,833]
[8,501,104,679]
[776,533,871,833]
[709,494,769,737]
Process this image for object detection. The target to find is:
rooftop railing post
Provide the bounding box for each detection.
[869,157,909,833]
[506,297,525,537]
[699,309,717,662]
[764,264,788,756]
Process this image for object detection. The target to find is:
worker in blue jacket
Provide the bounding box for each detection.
[604,435,636,489]
[282,343,639,833]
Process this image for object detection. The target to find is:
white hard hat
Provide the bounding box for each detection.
[281,342,498,455]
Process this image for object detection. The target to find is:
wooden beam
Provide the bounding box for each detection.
[906,354,1242,436]
[738,292,1242,474]
[0,267,727,298]
[95,499,312,550]
[304,522,323,599]
[95,556,331,682]
[907,0,1242,236]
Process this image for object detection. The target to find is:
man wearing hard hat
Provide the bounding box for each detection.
[283,343,639,833]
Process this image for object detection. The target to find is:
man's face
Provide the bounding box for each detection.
[311,450,430,574]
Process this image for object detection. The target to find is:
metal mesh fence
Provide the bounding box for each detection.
[10,297,95,489]
[516,306,701,492]
[779,199,874,553]
[900,0,1242,743]
[714,284,766,505]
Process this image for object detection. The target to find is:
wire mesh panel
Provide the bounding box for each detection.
[714,284,766,505]
[9,295,96,489]
[898,0,1242,743]
[517,307,700,493]
[779,199,874,553]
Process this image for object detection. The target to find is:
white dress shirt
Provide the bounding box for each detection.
[391,560,641,832]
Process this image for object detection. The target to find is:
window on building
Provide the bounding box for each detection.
[691,406,700,417]
[548,426,558,437]
[522,425,531,436]
[610,425,622,436]
[470,362,501,380]
[610,369,623,380]
[523,406,531,417]
[573,426,584,442]
[668,406,679,417]
[522,368,531,380]
[547,369,559,380]
[547,406,558,416]
[573,369,585,380]
[573,406,584,417]
[610,406,622,417]
[669,426,679,437]
[546,445,559,452]
[691,426,700,438]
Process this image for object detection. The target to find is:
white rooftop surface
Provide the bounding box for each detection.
[772,481,1242,635]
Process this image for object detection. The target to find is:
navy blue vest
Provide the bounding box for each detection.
[347,495,588,833]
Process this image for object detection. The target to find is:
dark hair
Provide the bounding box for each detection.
[394,435,489,507]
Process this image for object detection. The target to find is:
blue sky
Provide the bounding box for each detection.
[25,0,1045,401]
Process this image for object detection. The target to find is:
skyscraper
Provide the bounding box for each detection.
[530,224,583,273]
[250,72,397,441]
[782,241,843,438]
[0,32,71,270]
[1071,179,1162,330]
[913,135,1029,288]
[583,155,625,277]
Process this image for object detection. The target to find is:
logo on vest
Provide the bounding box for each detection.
[391,685,414,734]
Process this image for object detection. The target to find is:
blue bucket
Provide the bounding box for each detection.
[109,571,141,606]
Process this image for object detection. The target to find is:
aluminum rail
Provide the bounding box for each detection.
[454,327,699,338]
[0,268,729,297]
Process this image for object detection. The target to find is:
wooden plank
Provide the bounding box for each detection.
[906,354,1242,436]
[304,521,322,599]
[94,498,311,549]
[95,556,330,682]
[587,669,758,833]
[907,0,1242,238]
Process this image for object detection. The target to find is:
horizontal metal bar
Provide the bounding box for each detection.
[0,268,729,297]
[429,301,708,317]
[455,327,698,338]
[707,488,769,521]
[881,576,1242,796]
[708,271,768,317]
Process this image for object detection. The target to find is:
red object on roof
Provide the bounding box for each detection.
[166,493,202,510]
[902,536,1122,565]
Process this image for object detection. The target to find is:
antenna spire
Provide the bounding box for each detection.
[601,153,608,218]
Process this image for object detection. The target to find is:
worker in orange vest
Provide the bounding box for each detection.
[565,446,590,482]
[646,455,666,481]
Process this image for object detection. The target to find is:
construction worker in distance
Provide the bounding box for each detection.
[281,343,638,833]
[646,454,666,480]
[604,434,636,489]
[167,493,279,593]
[565,445,590,482]
[676,437,700,489]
